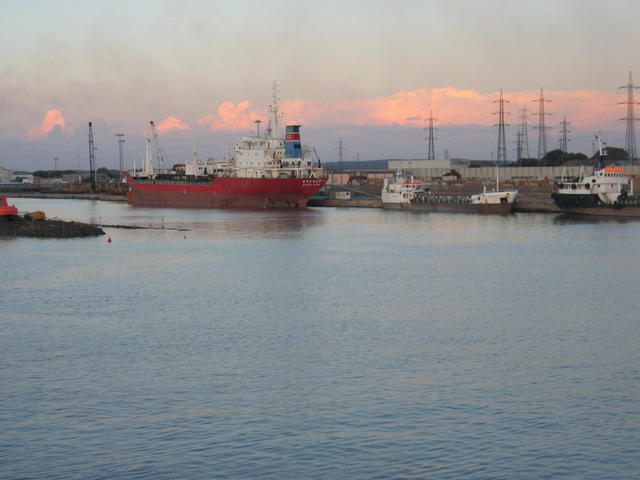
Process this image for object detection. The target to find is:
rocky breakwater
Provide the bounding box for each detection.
[0,214,105,238]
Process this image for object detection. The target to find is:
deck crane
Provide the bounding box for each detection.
[149,121,166,172]
[313,147,322,168]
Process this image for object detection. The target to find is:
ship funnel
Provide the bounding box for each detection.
[284,125,302,158]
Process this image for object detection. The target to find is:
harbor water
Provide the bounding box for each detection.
[1,199,639,479]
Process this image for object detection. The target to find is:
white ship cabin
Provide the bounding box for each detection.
[224,88,322,179]
[185,163,208,176]
[555,166,633,204]
[469,188,517,205]
[381,169,427,204]
[231,132,317,179]
[234,137,286,170]
[206,158,231,175]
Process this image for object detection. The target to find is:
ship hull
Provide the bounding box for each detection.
[383,201,512,215]
[125,173,327,209]
[551,192,640,217]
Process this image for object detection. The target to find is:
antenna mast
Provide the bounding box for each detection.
[533,87,552,160]
[338,137,344,172]
[618,71,639,163]
[425,110,437,160]
[88,122,97,192]
[493,90,510,164]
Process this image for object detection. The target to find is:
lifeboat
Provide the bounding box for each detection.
[0,196,18,216]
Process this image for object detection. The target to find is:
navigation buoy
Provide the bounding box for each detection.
[107,236,112,244]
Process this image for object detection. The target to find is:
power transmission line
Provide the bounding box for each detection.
[618,71,639,163]
[425,110,437,160]
[493,90,510,164]
[558,117,571,161]
[533,87,552,160]
[519,107,530,161]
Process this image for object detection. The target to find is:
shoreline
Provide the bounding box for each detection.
[3,191,561,213]
[0,192,128,202]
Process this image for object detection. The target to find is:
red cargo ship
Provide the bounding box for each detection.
[124,173,327,208]
[126,89,327,208]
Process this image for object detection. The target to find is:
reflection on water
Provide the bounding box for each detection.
[5,198,327,239]
[553,213,639,225]
[178,210,327,239]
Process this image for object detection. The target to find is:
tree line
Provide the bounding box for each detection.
[33,168,120,179]
[514,147,629,167]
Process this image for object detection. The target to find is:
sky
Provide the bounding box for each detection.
[1,0,640,171]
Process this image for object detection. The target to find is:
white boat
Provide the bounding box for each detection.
[381,168,516,214]
[470,164,518,205]
[551,135,640,216]
[381,169,427,205]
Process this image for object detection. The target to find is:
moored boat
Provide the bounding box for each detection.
[381,169,517,214]
[551,136,640,217]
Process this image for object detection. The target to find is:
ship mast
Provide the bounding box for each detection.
[268,81,281,138]
[594,134,607,170]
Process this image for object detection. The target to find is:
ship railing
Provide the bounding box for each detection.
[412,195,471,205]
[621,196,640,207]
[135,179,211,186]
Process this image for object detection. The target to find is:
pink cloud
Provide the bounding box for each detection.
[156,116,190,133]
[198,101,266,131]
[197,88,625,132]
[24,109,67,139]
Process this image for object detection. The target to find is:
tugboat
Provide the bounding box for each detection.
[551,135,640,216]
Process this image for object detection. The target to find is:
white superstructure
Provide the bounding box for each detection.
[381,169,427,204]
[470,164,518,205]
[553,138,633,205]
[469,188,518,205]
[555,167,632,204]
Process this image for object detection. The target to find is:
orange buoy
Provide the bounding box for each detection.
[107,236,112,244]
